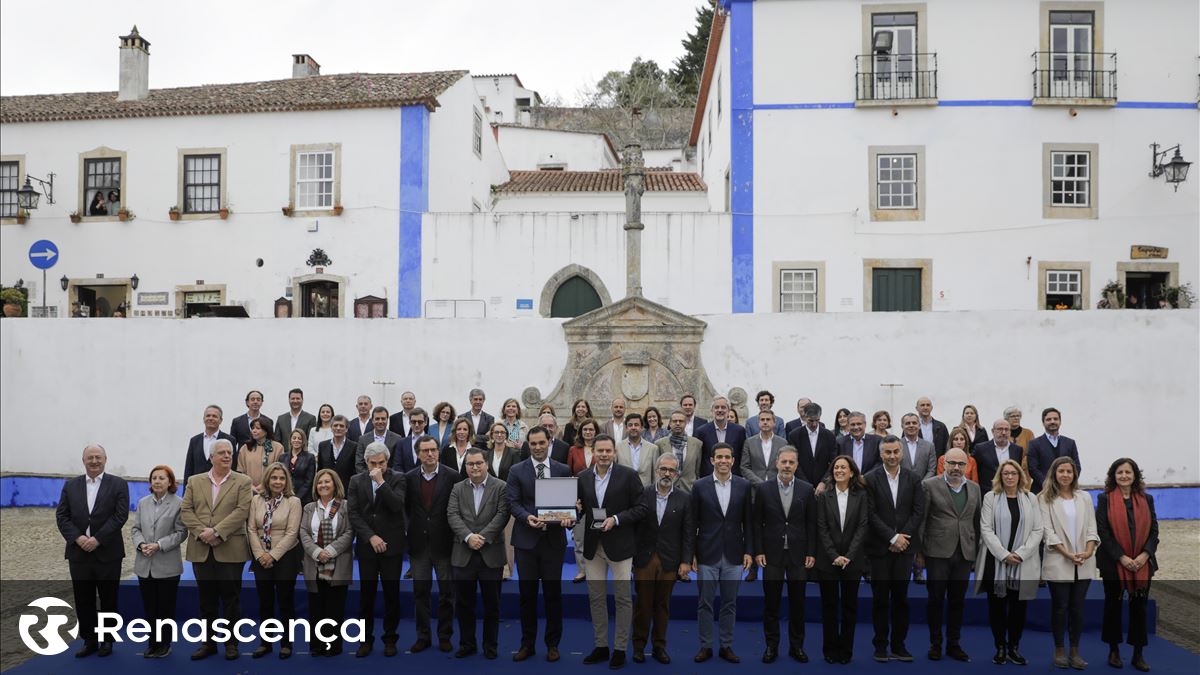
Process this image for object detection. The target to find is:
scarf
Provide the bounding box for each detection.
[504,419,522,442]
[1107,490,1152,595]
[992,492,1026,597]
[669,432,687,464]
[261,494,282,550]
[316,498,341,579]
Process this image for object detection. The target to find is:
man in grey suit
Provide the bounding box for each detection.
[617,412,659,485]
[898,414,937,478]
[655,410,702,492]
[446,447,509,660]
[275,388,317,445]
[740,410,788,484]
[919,448,981,663]
[356,406,403,475]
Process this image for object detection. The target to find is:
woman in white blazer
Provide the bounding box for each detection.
[974,459,1043,666]
[1039,456,1099,670]
[299,469,354,656]
[131,465,187,659]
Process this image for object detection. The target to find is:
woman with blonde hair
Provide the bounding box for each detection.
[248,462,303,658]
[959,405,989,447]
[300,469,353,656]
[974,459,1042,666]
[284,429,316,505]
[499,398,529,453]
[1040,456,1099,670]
[486,421,519,580]
[563,398,593,447]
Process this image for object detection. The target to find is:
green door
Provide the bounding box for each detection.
[872,268,922,311]
[550,276,602,318]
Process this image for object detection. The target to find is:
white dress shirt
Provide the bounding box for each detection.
[471,476,488,515]
[655,489,672,524]
[202,432,218,461]
[310,499,341,556]
[759,433,774,465]
[84,473,104,536]
[835,486,849,530]
[852,438,865,470]
[994,442,1011,466]
[714,475,732,515]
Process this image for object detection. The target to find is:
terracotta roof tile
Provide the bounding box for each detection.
[495,170,706,193]
[0,71,467,124]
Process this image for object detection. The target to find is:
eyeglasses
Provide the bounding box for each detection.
[945,460,967,468]
[465,460,486,467]
[658,468,679,474]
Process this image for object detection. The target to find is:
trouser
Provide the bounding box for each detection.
[253,572,298,645]
[410,552,455,642]
[870,552,913,650]
[515,539,565,649]
[697,558,742,649]
[632,553,676,652]
[1102,579,1150,648]
[454,553,502,651]
[584,542,633,649]
[925,548,971,647]
[137,575,180,650]
[193,552,244,647]
[358,553,403,645]
[762,559,807,649]
[1049,578,1091,648]
[572,520,586,570]
[308,581,348,650]
[71,559,121,647]
[985,589,1027,648]
[820,576,860,657]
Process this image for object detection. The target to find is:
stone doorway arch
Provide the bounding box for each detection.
[539,264,612,318]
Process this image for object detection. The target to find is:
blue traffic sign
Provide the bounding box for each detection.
[28,239,59,270]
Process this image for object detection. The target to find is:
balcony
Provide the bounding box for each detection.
[855,53,938,106]
[1032,51,1117,105]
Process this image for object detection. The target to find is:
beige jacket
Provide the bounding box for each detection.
[247,495,302,561]
[1039,490,1099,582]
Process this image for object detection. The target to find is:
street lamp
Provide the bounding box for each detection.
[16,173,55,209]
[1149,143,1191,191]
[130,274,140,290]
[60,275,69,291]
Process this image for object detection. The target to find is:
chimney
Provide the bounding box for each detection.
[292,54,321,78]
[117,25,150,101]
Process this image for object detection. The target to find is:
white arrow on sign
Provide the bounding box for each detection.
[30,249,57,261]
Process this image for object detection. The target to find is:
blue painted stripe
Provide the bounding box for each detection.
[729,0,755,313]
[753,99,1196,110]
[755,102,855,110]
[940,99,1031,107]
[1115,101,1198,109]
[398,105,430,318]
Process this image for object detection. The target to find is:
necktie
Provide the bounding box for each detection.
[537,463,546,479]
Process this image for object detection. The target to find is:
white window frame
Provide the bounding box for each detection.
[288,143,341,215]
[780,269,819,312]
[473,110,483,158]
[296,150,335,210]
[1047,269,1081,294]
[0,159,20,220]
[877,153,917,209]
[772,261,826,312]
[1049,150,1090,207]
[1037,261,1090,310]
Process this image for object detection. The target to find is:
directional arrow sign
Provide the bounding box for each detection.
[29,239,59,270]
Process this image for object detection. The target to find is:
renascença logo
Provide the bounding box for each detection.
[18,597,79,656]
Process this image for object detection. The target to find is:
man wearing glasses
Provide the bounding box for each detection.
[631,454,693,665]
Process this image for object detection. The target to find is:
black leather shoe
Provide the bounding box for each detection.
[411,639,431,653]
[356,643,373,658]
[694,648,713,663]
[279,645,292,659]
[156,645,172,658]
[947,645,970,662]
[97,642,113,657]
[609,650,626,669]
[875,650,890,662]
[789,647,809,663]
[547,647,561,662]
[632,651,645,663]
[190,644,216,660]
[484,647,498,660]
[993,647,1007,664]
[439,640,453,652]
[142,644,159,658]
[719,647,741,663]
[75,643,99,658]
[763,646,778,663]
[928,645,943,661]
[384,643,398,657]
[892,646,913,662]
[584,647,611,664]
[310,643,327,657]
[1008,647,1027,666]
[652,647,671,664]
[513,646,535,661]
[225,644,239,660]
[326,644,343,656]
[456,645,478,658]
[253,644,273,658]
[1131,655,1148,672]
[840,653,854,664]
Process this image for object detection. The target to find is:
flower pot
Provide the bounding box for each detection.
[3,303,22,317]
[332,205,344,215]
[219,208,230,220]
[15,215,26,224]
[118,209,130,222]
[69,214,82,224]
[281,206,294,216]
[168,211,181,221]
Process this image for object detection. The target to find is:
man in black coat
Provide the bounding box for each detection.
[520,413,570,464]
[632,453,694,665]
[1025,408,1081,492]
[183,405,238,484]
[915,396,950,457]
[317,415,356,491]
[55,444,129,657]
[974,419,1026,490]
[229,389,266,450]
[347,442,408,657]
[752,447,817,664]
[787,402,836,491]
[836,412,882,474]
[865,435,926,662]
[405,435,461,653]
[694,397,748,478]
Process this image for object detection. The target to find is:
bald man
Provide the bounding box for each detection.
[919,448,980,662]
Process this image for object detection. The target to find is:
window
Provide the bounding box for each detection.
[0,161,17,218]
[877,154,917,209]
[780,269,818,312]
[183,154,221,213]
[296,150,334,210]
[1035,2,1111,102]
[1046,269,1081,309]
[1050,151,1089,206]
[84,158,122,215]
[473,110,483,157]
[857,4,933,104]
[354,295,388,318]
[717,70,722,121]
[872,13,917,95]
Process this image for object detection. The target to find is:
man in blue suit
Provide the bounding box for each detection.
[1026,408,1081,493]
[835,412,881,475]
[695,397,748,478]
[506,426,574,663]
[690,443,753,664]
[391,408,429,474]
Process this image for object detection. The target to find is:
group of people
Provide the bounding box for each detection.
[57,388,1158,672]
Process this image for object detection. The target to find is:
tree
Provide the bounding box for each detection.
[670,2,715,103]
[590,57,681,110]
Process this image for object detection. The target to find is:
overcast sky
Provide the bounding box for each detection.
[0,0,703,104]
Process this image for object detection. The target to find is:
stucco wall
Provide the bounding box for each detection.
[496,127,617,171]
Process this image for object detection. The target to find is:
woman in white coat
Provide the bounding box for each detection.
[131,465,187,658]
[1040,456,1099,670]
[974,459,1043,666]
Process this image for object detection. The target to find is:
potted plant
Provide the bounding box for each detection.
[1,287,28,317]
[15,209,29,224]
[1163,282,1196,309]
[219,206,230,219]
[281,205,294,216]
[118,208,133,222]
[332,205,344,216]
[1098,280,1125,309]
[69,210,82,223]
[168,206,181,221]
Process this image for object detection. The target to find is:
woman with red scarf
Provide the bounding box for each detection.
[1096,458,1158,672]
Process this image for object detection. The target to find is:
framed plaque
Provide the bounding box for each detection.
[535,477,577,521]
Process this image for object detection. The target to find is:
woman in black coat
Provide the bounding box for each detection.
[816,455,869,664]
[1096,458,1158,672]
[283,429,316,505]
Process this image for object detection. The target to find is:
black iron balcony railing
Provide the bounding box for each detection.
[1032,51,1117,100]
[855,52,938,102]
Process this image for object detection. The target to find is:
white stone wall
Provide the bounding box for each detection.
[2,309,1194,485]
[495,126,618,171]
[428,76,511,212]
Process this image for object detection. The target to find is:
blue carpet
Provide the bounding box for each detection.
[7,619,1197,674]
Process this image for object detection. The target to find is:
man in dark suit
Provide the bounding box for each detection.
[915,397,950,457]
[1026,408,1081,492]
[695,396,748,477]
[356,406,403,475]
[391,408,429,474]
[680,393,708,437]
[183,405,238,484]
[348,442,408,657]
[632,454,694,665]
[836,411,882,474]
[55,444,129,657]
[229,389,266,450]
[405,435,460,653]
[463,388,495,447]
[974,419,1025,489]
[865,435,926,662]
[346,394,375,443]
[691,443,754,664]
[783,397,814,437]
[578,434,647,669]
[389,391,418,437]
[506,426,573,662]
[520,413,570,463]
[752,447,817,664]
[318,415,356,491]
[787,402,836,491]
[274,387,317,445]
